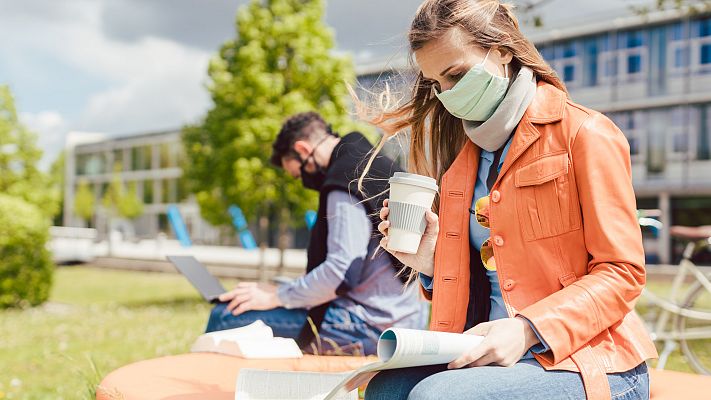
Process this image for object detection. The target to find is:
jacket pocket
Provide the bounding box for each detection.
[515,151,581,241]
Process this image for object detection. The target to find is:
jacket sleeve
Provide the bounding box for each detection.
[277,190,371,309]
[517,112,646,365]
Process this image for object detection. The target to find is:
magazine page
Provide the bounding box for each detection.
[323,328,484,400]
[235,369,357,400]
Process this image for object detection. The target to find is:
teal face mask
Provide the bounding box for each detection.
[435,49,510,122]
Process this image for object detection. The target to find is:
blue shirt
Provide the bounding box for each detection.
[420,137,549,357]
[277,190,428,332]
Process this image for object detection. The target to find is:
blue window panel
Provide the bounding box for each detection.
[584,39,598,87]
[671,22,685,41]
[702,44,711,64]
[563,64,575,82]
[697,18,711,37]
[628,137,640,155]
[619,31,644,48]
[628,54,643,74]
[675,47,689,68]
[540,46,555,61]
[604,57,618,77]
[563,42,577,58]
[673,133,689,153]
[601,33,616,52]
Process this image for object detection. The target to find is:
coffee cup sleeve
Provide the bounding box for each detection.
[388,201,428,235]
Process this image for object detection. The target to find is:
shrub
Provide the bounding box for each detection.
[0,194,53,308]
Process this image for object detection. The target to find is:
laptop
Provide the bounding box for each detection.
[167,255,227,303]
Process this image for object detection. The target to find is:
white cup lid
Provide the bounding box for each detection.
[389,172,438,192]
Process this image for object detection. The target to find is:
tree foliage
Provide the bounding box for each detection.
[74,179,95,223]
[631,0,711,14]
[182,0,372,227]
[0,85,57,218]
[102,165,144,220]
[0,194,53,308]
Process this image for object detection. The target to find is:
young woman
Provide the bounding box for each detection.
[361,1,658,399]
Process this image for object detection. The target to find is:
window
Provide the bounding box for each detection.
[668,22,690,74]
[541,42,582,88]
[583,39,599,87]
[617,30,647,82]
[162,179,177,204]
[700,105,711,160]
[668,107,699,160]
[628,54,642,74]
[610,111,645,163]
[701,43,711,64]
[563,65,575,82]
[598,33,618,83]
[131,146,151,171]
[143,180,154,204]
[691,17,711,73]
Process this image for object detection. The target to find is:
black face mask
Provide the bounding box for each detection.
[300,154,327,191]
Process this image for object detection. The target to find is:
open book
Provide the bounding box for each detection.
[233,328,483,400]
[191,320,303,359]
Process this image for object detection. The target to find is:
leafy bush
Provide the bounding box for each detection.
[0,194,53,308]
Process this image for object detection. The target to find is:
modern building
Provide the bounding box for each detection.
[62,7,711,262]
[63,130,221,243]
[355,8,711,265]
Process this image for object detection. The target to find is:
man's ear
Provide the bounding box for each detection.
[293,140,312,159]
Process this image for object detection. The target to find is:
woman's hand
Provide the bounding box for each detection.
[448,317,541,369]
[218,282,282,316]
[377,198,438,277]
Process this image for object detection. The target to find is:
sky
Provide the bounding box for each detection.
[0,0,652,169]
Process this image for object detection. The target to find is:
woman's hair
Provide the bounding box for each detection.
[356,0,567,213]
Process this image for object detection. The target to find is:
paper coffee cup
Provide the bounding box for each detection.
[386,172,439,254]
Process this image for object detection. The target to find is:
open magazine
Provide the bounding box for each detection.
[232,327,483,400]
[191,320,303,359]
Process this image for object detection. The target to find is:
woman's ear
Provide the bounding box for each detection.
[496,47,514,65]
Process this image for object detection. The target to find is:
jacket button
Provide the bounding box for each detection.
[493,235,504,246]
[491,190,501,203]
[503,279,516,291]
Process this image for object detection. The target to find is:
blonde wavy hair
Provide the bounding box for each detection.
[356,0,567,212]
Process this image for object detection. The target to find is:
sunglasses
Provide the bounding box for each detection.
[470,195,496,271]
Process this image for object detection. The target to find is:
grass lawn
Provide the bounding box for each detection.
[0,266,709,399]
[0,266,236,400]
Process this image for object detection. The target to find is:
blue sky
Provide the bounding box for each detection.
[0,0,647,169]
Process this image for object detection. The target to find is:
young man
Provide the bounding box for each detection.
[204,112,426,355]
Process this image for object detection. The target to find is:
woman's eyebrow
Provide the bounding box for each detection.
[439,62,462,77]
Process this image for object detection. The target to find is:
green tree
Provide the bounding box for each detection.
[49,151,65,225]
[182,0,371,237]
[631,0,711,14]
[0,194,53,308]
[102,164,144,220]
[74,179,95,225]
[0,85,57,217]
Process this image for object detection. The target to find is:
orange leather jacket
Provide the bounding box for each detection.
[426,82,658,400]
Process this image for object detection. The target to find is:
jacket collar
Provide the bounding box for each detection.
[525,81,566,124]
[495,82,566,183]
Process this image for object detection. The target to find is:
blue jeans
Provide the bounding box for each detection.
[205,303,382,355]
[365,358,649,400]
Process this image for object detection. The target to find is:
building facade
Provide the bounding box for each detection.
[63,130,220,243]
[355,10,711,265]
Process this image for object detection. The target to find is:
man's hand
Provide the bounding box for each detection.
[218,282,282,316]
[447,317,540,369]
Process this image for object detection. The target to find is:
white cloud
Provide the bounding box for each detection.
[74,37,212,134]
[19,110,67,170]
[0,0,213,142]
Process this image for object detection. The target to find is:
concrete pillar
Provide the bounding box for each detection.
[659,191,672,265]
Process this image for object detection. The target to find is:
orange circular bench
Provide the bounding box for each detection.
[96,353,711,400]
